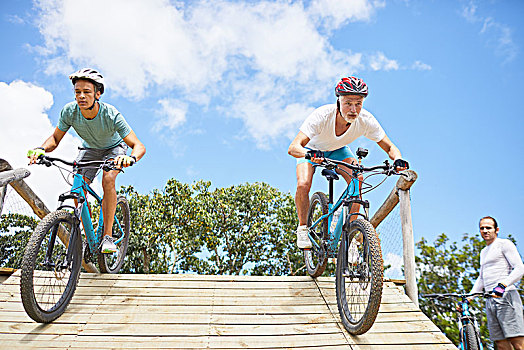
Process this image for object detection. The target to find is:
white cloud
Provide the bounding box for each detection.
[411,60,432,71]
[384,252,403,279]
[369,52,399,71]
[31,0,425,147]
[153,98,188,132]
[308,0,381,29]
[461,1,517,63]
[0,80,83,211]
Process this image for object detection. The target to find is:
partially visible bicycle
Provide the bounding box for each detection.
[422,292,491,350]
[20,155,132,323]
[304,147,402,335]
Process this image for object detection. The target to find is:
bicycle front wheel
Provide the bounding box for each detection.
[304,192,329,277]
[98,195,130,273]
[464,323,480,350]
[20,210,82,323]
[335,218,383,334]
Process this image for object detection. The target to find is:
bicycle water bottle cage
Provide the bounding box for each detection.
[321,168,339,181]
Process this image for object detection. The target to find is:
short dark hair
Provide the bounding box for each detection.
[479,216,498,229]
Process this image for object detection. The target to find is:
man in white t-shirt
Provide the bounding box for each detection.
[470,216,524,350]
[288,76,409,249]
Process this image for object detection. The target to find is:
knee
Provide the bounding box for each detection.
[102,173,117,191]
[296,179,312,194]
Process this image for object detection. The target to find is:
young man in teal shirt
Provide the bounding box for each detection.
[28,68,146,253]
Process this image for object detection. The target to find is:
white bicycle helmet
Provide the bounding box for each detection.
[69,68,105,94]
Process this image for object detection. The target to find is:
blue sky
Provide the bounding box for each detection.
[1,0,523,255]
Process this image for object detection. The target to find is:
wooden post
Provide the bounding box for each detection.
[399,188,418,307]
[0,159,98,273]
[0,185,6,216]
[370,170,418,306]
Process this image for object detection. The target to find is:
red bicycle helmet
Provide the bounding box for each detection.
[335,76,368,97]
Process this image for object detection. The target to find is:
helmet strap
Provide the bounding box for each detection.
[87,99,98,111]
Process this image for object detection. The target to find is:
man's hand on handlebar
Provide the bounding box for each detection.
[27,148,45,165]
[114,155,136,168]
[393,158,409,172]
[305,150,324,164]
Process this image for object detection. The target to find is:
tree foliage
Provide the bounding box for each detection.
[0,213,38,268]
[417,232,520,349]
[118,179,305,276]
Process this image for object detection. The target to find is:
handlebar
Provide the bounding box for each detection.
[313,157,396,175]
[421,292,492,300]
[36,155,129,172]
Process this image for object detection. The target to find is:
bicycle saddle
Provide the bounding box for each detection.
[321,168,339,181]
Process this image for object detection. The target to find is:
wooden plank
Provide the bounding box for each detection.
[80,323,343,336]
[350,331,453,345]
[355,345,456,350]
[0,273,455,349]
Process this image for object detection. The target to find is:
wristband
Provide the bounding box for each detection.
[130,155,137,162]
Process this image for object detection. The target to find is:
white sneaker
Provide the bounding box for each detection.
[100,235,117,254]
[296,225,312,249]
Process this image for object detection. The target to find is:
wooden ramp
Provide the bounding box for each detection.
[0,272,454,349]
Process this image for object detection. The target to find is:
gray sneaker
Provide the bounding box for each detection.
[296,225,312,249]
[100,235,117,254]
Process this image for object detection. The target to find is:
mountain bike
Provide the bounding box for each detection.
[304,147,401,335]
[20,155,132,323]
[422,292,490,350]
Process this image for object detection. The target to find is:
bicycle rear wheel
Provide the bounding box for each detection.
[304,192,329,277]
[98,195,130,273]
[335,218,383,334]
[20,210,82,323]
[464,323,480,350]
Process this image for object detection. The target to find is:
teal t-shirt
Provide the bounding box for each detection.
[57,101,132,149]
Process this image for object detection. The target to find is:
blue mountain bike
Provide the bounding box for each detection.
[20,155,132,323]
[304,148,401,335]
[422,292,490,350]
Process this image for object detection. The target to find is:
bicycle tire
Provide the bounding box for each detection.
[335,218,383,335]
[464,323,480,350]
[98,195,130,273]
[20,210,82,323]
[304,192,329,277]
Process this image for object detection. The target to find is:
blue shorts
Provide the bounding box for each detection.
[296,146,355,165]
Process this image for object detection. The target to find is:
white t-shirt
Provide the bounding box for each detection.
[470,237,524,293]
[299,104,386,151]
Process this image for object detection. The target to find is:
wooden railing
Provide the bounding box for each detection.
[370,169,418,307]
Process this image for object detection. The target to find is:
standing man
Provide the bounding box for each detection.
[28,68,146,254]
[470,216,524,350]
[288,76,409,249]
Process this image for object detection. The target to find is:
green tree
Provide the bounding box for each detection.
[0,213,38,268]
[416,232,520,349]
[118,179,305,276]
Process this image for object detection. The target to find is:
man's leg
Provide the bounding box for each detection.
[295,162,315,226]
[509,336,524,349]
[295,161,315,249]
[495,339,515,350]
[101,169,119,238]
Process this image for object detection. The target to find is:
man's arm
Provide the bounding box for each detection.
[288,131,310,159]
[28,127,66,164]
[377,135,402,160]
[377,135,408,171]
[122,130,146,162]
[500,240,524,287]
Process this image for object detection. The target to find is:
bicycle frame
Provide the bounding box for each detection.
[57,171,126,255]
[458,297,484,350]
[309,174,368,258]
